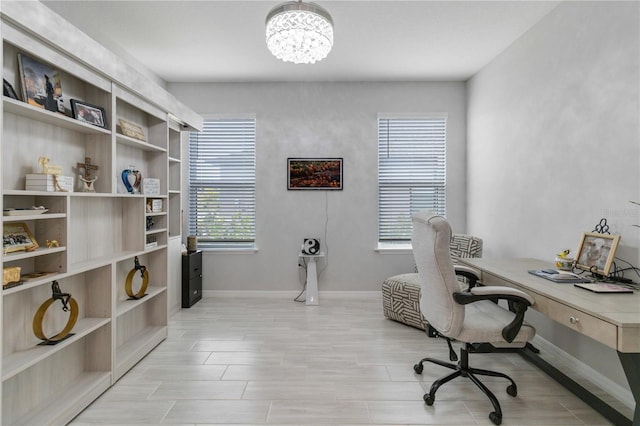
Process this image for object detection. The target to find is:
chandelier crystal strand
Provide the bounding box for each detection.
[266,1,334,64]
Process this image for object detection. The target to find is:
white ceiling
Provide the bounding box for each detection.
[42,0,559,84]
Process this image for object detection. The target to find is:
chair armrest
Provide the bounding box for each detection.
[454,265,480,289]
[452,286,534,343]
[470,286,535,305]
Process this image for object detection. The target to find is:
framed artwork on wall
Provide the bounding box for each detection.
[287,158,343,190]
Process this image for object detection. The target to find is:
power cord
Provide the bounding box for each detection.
[294,191,331,302]
[318,191,330,278]
[607,257,640,289]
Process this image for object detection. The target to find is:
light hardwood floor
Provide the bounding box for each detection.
[71,295,613,425]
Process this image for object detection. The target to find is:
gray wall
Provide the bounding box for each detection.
[467,1,639,392]
[169,82,467,292]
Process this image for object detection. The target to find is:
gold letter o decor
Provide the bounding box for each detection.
[125,256,149,299]
[32,281,79,344]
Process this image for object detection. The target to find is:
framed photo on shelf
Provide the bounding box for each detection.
[70,99,108,129]
[287,158,343,190]
[3,79,19,100]
[17,52,63,112]
[3,222,38,254]
[574,232,620,276]
[118,118,146,141]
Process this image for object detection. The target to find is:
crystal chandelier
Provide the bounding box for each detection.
[265,1,334,64]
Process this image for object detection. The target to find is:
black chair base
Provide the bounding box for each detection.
[413,345,517,426]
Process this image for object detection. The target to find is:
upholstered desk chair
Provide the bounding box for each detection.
[411,212,536,426]
[382,233,483,333]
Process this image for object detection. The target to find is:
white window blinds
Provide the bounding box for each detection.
[188,118,256,247]
[378,116,446,242]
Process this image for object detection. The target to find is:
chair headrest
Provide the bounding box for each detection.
[412,211,450,235]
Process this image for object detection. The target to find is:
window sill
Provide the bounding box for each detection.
[375,243,412,254]
[200,245,259,254]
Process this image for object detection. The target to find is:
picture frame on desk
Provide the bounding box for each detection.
[71,99,108,129]
[3,222,38,254]
[574,232,620,277]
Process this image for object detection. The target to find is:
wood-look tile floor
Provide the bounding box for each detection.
[71,295,613,425]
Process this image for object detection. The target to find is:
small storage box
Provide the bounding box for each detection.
[26,174,74,192]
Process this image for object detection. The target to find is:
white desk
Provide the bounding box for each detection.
[300,253,324,306]
[459,258,640,425]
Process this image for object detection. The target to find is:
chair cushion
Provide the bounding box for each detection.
[455,300,536,346]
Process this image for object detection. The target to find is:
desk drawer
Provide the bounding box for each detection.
[481,272,617,349]
[546,303,617,349]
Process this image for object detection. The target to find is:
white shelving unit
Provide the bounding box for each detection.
[0,2,201,424]
[167,121,184,315]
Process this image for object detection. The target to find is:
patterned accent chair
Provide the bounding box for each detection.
[382,233,483,333]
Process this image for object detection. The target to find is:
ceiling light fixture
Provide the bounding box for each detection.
[265,1,334,64]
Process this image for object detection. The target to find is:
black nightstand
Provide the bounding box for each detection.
[182,250,202,308]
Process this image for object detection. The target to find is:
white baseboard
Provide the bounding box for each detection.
[203,290,381,300]
[532,335,635,411]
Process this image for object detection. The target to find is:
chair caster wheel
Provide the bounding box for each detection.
[413,363,423,374]
[423,394,434,405]
[506,384,517,397]
[489,411,502,425]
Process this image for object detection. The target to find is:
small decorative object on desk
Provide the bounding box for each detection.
[121,166,142,194]
[118,118,146,141]
[555,249,574,271]
[70,99,108,129]
[592,218,610,234]
[75,156,99,192]
[3,222,38,254]
[142,178,160,195]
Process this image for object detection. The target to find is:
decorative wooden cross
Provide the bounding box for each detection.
[77,157,99,180]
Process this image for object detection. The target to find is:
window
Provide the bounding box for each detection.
[378,116,446,242]
[189,117,256,248]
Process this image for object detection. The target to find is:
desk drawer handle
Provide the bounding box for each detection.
[569,316,580,324]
